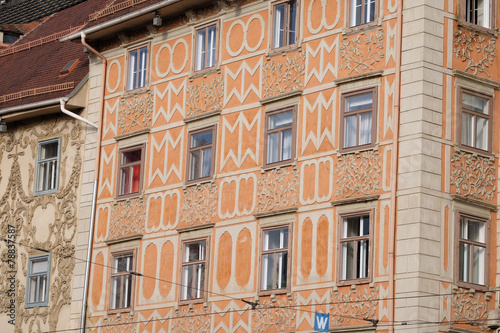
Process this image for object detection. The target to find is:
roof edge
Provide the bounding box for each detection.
[60,0,181,42]
[0,73,89,115]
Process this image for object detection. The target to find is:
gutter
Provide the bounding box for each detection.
[59,98,97,129]
[388,0,403,332]
[79,31,106,333]
[60,0,182,42]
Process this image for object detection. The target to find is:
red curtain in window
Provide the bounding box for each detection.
[132,165,141,193]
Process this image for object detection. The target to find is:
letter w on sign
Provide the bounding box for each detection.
[314,312,329,332]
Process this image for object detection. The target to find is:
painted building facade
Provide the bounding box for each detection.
[62,0,500,332]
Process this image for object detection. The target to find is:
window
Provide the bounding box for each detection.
[459,88,492,153]
[349,0,377,27]
[127,45,148,91]
[463,0,492,29]
[264,107,296,167]
[340,88,377,152]
[117,144,145,198]
[187,127,215,183]
[194,22,218,72]
[271,0,298,50]
[26,255,50,307]
[181,239,207,301]
[35,138,61,195]
[260,226,290,293]
[339,212,372,284]
[457,214,488,287]
[109,252,135,311]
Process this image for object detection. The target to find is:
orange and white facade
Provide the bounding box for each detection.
[67,0,500,332]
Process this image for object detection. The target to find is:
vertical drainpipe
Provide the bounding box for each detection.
[80,32,106,333]
[388,0,403,332]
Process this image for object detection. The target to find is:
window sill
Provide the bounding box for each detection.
[266,43,301,59]
[184,177,215,188]
[453,282,490,294]
[115,192,144,202]
[258,289,290,297]
[262,159,296,172]
[25,303,48,309]
[122,87,150,99]
[107,308,134,315]
[338,144,378,156]
[34,189,57,197]
[454,145,494,160]
[336,278,371,287]
[343,21,382,37]
[457,20,497,38]
[189,67,221,81]
[178,299,208,307]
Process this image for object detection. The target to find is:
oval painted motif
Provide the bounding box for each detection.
[159,241,174,297]
[303,163,316,202]
[92,252,104,307]
[96,207,108,239]
[143,243,157,300]
[164,193,178,227]
[217,232,233,290]
[316,215,329,276]
[238,176,254,213]
[301,218,313,279]
[147,197,162,230]
[235,228,252,287]
[221,180,237,216]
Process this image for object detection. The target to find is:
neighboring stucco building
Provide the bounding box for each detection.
[54,0,500,332]
[0,0,108,332]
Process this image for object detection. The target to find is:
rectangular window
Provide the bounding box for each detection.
[339,212,372,284]
[260,226,289,293]
[459,88,492,153]
[458,215,487,287]
[110,252,135,311]
[464,0,491,28]
[349,0,377,27]
[181,239,207,301]
[35,138,61,195]
[127,45,148,91]
[272,0,298,50]
[117,144,145,198]
[187,126,215,183]
[195,22,218,72]
[26,255,50,308]
[264,107,296,167]
[341,88,377,152]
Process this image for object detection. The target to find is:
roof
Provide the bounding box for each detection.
[0,0,88,24]
[0,0,114,111]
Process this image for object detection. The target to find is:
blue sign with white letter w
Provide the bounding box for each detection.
[314,312,329,332]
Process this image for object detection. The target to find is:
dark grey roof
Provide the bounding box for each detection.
[0,0,88,24]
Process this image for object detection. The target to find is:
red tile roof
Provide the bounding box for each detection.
[0,0,114,111]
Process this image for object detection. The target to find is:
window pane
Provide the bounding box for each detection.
[346,92,373,112]
[351,0,363,26]
[365,0,375,23]
[461,218,485,243]
[267,132,279,164]
[277,252,288,289]
[281,129,292,161]
[463,93,488,114]
[263,228,288,250]
[191,131,213,148]
[207,25,217,68]
[288,1,297,44]
[131,165,141,193]
[122,275,132,308]
[40,142,58,160]
[201,147,212,178]
[122,149,142,164]
[343,215,369,238]
[358,239,369,278]
[269,111,293,129]
[341,241,354,280]
[111,276,120,309]
[138,47,147,88]
[472,245,485,285]
[114,255,132,273]
[459,242,470,282]
[196,29,206,71]
[475,117,488,150]
[344,115,357,148]
[128,50,137,90]
[189,150,200,180]
[184,241,206,262]
[261,253,275,290]
[273,4,285,48]
[359,112,372,145]
[29,276,38,303]
[182,265,193,299]
[461,112,474,147]
[31,259,48,274]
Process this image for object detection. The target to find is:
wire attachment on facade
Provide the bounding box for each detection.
[364,317,379,327]
[241,299,258,310]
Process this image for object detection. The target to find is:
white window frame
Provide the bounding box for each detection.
[109,251,135,312]
[35,137,61,196]
[180,238,208,302]
[126,44,149,91]
[194,21,219,73]
[458,88,492,154]
[463,0,493,29]
[26,254,50,308]
[271,0,299,51]
[349,0,378,28]
[260,225,291,294]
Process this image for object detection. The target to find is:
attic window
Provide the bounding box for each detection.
[3,32,20,44]
[60,59,79,75]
